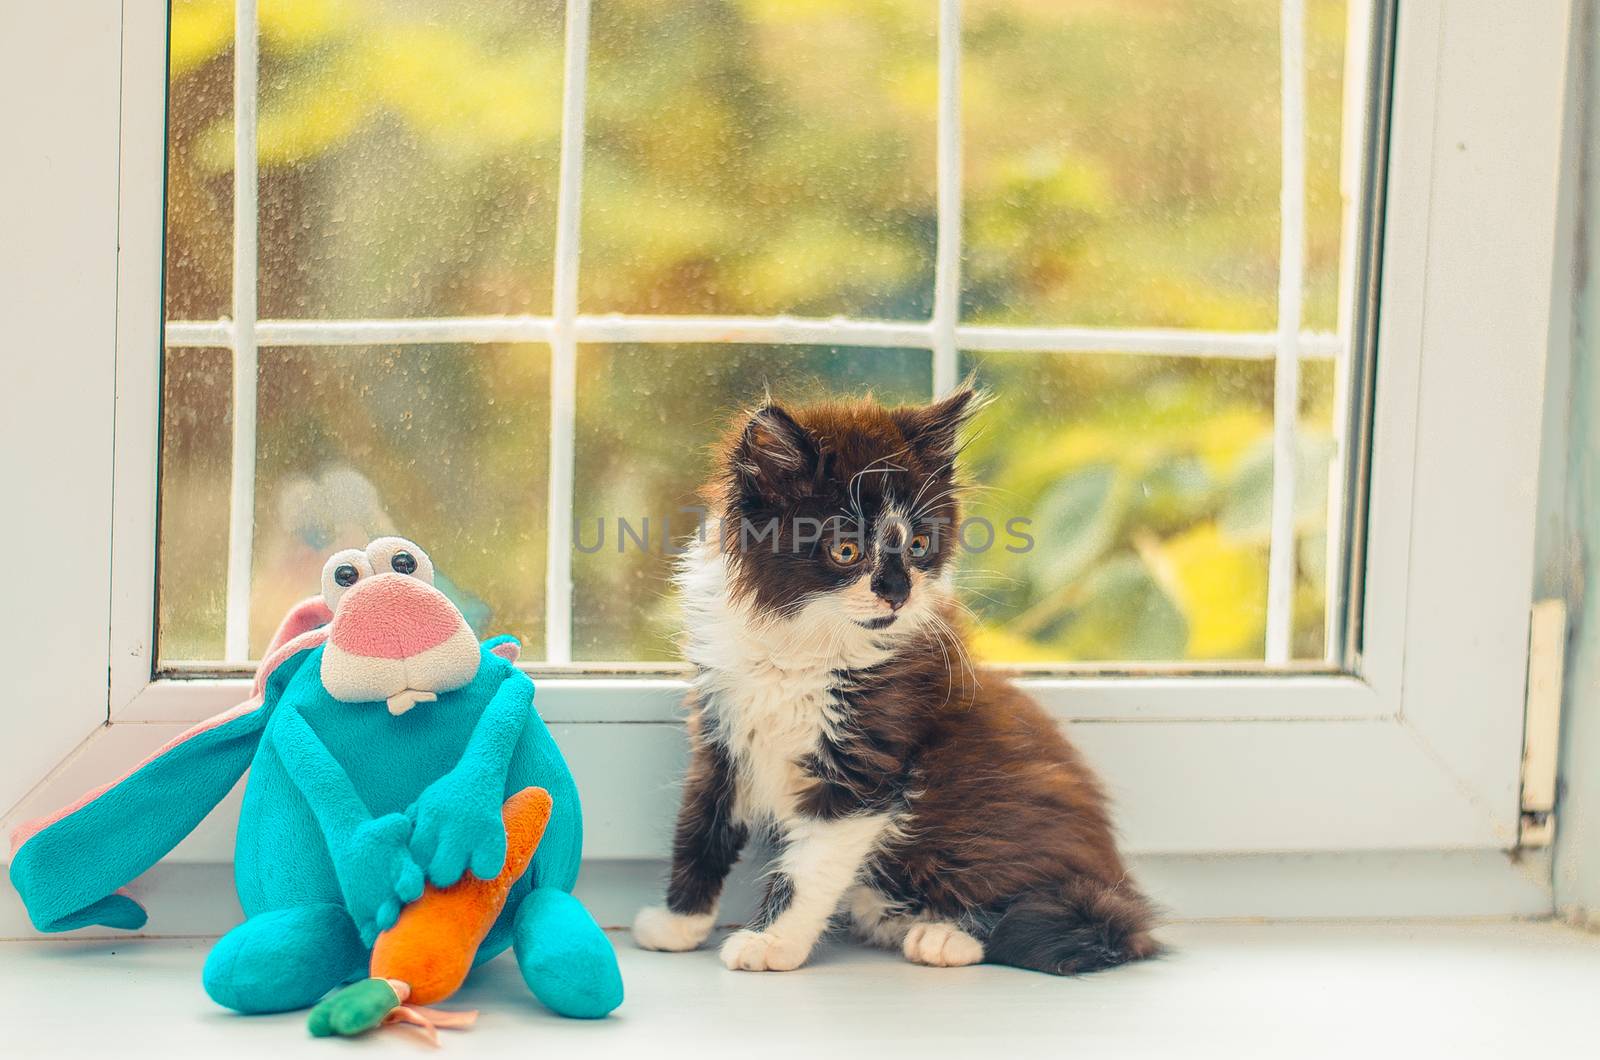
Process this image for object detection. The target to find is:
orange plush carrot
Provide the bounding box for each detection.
[371,786,553,1005]
[309,787,553,1042]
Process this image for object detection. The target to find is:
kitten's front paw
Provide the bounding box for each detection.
[719,928,810,972]
[632,905,715,952]
[902,922,984,967]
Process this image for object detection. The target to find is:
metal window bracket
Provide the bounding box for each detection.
[1519,598,1567,847]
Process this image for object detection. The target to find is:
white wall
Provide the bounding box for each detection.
[0,6,124,814]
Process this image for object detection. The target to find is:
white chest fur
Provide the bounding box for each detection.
[677,537,890,825]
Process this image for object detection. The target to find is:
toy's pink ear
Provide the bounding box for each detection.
[266,596,334,656]
[251,596,333,697]
[490,640,521,663]
[253,627,329,698]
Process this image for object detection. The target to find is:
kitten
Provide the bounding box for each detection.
[632,387,1157,974]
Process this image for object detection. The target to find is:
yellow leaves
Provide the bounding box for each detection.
[738,224,917,309]
[970,626,1063,665]
[1307,0,1351,42]
[986,402,1268,503]
[367,27,563,154]
[169,0,232,79]
[885,61,939,113]
[171,0,361,78]
[1140,524,1266,659]
[1002,149,1113,209]
[1137,277,1273,332]
[259,0,356,49]
[735,0,923,25]
[255,84,365,166]
[954,352,1297,662]
[587,196,740,266]
[1192,409,1271,477]
[179,2,563,171]
[737,0,855,22]
[966,151,1112,258]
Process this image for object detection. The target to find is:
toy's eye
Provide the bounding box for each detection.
[908,533,930,559]
[321,548,374,610]
[364,536,435,585]
[828,539,863,566]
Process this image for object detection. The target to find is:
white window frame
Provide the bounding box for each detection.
[0,1,1572,869]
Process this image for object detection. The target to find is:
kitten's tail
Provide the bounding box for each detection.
[984,877,1160,976]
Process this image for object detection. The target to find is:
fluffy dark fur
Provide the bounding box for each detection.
[640,387,1158,976]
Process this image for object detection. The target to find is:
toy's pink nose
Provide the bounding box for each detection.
[329,574,468,659]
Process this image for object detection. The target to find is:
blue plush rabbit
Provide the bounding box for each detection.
[10,537,622,1021]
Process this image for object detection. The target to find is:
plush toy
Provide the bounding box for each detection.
[9,537,623,1028]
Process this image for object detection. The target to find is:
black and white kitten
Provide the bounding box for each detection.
[632,388,1156,974]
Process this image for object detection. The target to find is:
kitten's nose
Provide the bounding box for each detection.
[871,563,911,611]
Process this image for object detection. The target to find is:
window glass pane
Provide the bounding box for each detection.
[1304,0,1351,333]
[166,0,234,320]
[157,345,552,665]
[1296,358,1337,660]
[159,0,1369,672]
[255,1,564,318]
[582,1,937,317]
[572,345,933,660]
[960,349,1334,664]
[158,348,233,660]
[963,0,1334,331]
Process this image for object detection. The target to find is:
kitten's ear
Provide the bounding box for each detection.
[894,383,984,471]
[731,403,821,499]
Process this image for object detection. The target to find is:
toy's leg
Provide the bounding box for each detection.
[512,887,623,1019]
[203,904,367,1014]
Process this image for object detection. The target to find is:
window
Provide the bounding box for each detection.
[157,0,1362,672]
[0,1,1566,875]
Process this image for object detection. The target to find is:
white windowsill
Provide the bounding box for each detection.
[1,853,1555,941]
[115,670,1375,725]
[6,920,1596,1057]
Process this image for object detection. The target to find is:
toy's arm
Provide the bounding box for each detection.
[457,668,536,785]
[271,709,424,944]
[407,670,535,887]
[270,709,376,838]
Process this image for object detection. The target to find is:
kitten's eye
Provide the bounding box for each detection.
[908,533,931,558]
[828,539,863,567]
